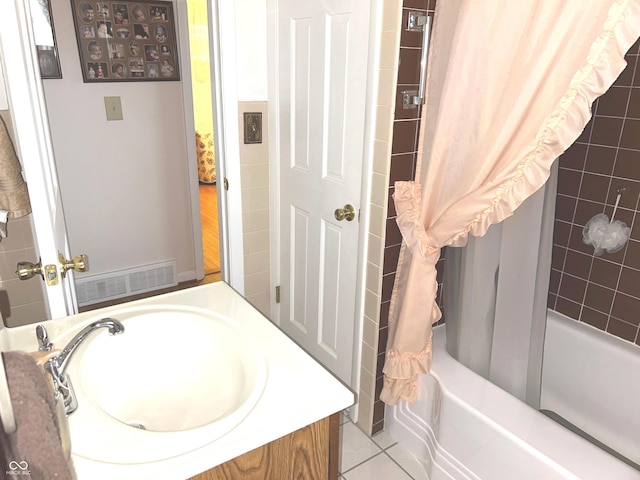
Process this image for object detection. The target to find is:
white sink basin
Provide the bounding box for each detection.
[65,305,268,464]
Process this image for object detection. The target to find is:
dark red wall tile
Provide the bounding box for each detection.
[574,199,605,226]
[583,283,614,314]
[564,250,592,278]
[389,153,415,183]
[607,317,638,341]
[397,48,422,85]
[590,116,623,146]
[559,143,587,170]
[613,148,640,180]
[579,173,610,203]
[385,218,403,246]
[620,119,640,149]
[557,168,582,196]
[626,88,640,118]
[383,244,402,274]
[553,220,571,245]
[391,120,419,154]
[581,307,608,330]
[402,0,429,9]
[618,267,640,297]
[590,258,621,289]
[611,292,640,326]
[558,274,587,303]
[576,119,594,143]
[555,195,577,222]
[585,145,616,175]
[381,273,395,303]
[555,297,582,319]
[596,87,630,117]
[624,240,640,270]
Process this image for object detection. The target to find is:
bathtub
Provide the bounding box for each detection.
[386,310,640,479]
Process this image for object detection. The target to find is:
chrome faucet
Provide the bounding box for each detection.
[35,318,125,415]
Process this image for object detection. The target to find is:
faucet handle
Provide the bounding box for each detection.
[36,324,53,352]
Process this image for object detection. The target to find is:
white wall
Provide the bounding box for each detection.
[39,0,266,292]
[228,0,269,302]
[43,0,197,283]
[234,0,267,101]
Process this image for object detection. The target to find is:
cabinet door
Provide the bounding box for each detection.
[190,414,340,480]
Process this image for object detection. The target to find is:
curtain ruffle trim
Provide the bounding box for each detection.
[452,0,640,246]
[393,181,436,260]
[380,337,433,405]
[384,0,640,407]
[393,0,640,257]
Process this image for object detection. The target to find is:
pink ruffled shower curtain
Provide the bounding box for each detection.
[381,0,640,404]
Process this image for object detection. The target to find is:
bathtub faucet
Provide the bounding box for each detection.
[35,318,125,415]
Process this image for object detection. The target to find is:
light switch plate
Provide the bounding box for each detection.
[104,96,123,121]
[243,112,262,144]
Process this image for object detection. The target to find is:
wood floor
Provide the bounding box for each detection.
[199,183,221,285]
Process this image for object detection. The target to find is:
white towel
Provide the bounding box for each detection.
[0,114,31,240]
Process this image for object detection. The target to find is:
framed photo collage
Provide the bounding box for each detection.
[71,0,180,82]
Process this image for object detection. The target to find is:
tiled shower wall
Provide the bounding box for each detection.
[372,0,439,435]
[365,3,640,435]
[550,37,640,347]
[357,0,403,435]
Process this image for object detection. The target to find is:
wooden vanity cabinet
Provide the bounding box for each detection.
[190,413,340,480]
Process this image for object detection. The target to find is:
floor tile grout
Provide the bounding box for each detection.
[341,450,387,475]
[339,416,423,480]
[383,448,421,480]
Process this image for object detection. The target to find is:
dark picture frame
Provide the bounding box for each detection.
[70,0,180,82]
[32,0,63,79]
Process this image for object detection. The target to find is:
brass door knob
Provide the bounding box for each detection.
[16,259,44,281]
[334,204,356,222]
[58,253,88,278]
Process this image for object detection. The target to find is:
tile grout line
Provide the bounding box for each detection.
[612,52,640,340]
[602,51,640,332]
[340,416,424,479]
[340,450,387,476]
[563,103,593,317]
[382,446,424,480]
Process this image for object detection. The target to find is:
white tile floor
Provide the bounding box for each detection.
[339,414,429,480]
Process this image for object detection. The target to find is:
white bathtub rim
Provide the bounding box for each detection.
[387,323,640,480]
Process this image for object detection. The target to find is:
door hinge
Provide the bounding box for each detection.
[275,285,281,304]
[223,177,229,191]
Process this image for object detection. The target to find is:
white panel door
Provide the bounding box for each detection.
[276,0,370,384]
[0,0,77,319]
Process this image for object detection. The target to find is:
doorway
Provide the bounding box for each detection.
[0,0,229,326]
[187,0,220,285]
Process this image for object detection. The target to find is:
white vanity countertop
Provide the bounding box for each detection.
[2,282,355,479]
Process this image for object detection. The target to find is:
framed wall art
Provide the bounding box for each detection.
[70,0,180,82]
[31,0,63,79]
